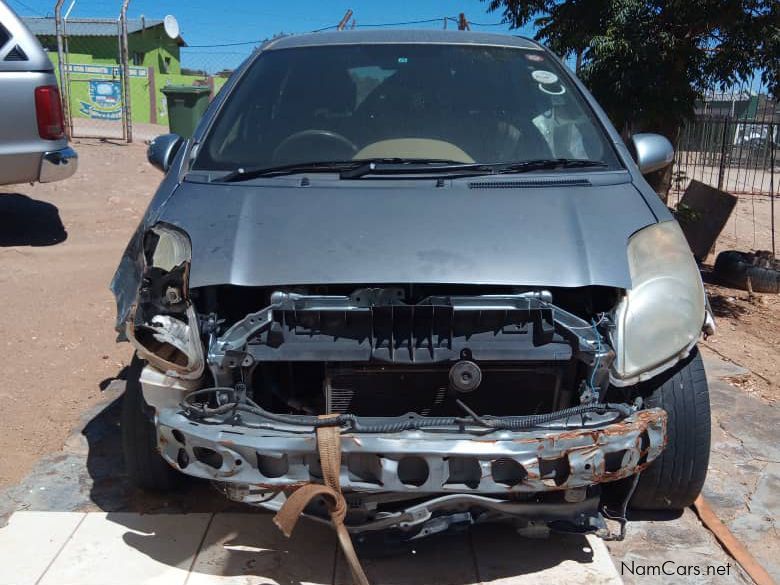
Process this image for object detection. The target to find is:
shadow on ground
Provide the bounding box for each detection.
[0,193,67,246]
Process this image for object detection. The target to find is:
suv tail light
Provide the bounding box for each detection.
[35,85,65,140]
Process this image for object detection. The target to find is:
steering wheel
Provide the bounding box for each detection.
[272,129,358,164]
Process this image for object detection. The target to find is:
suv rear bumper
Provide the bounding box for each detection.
[156,407,666,495]
[39,146,78,183]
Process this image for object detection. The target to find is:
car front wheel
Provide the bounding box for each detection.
[630,346,711,510]
[121,354,182,491]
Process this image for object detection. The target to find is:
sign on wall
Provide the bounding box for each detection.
[66,63,148,77]
[78,79,123,120]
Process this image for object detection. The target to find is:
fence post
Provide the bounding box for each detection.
[54,0,71,139]
[771,122,776,258]
[717,115,730,191]
[148,66,157,125]
[119,0,133,143]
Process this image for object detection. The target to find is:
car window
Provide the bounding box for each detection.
[194,44,620,171]
[0,23,10,51]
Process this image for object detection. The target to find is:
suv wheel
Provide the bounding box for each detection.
[630,347,711,510]
[121,355,182,491]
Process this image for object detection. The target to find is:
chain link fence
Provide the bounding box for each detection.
[44,1,246,143]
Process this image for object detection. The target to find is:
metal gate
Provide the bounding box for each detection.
[672,87,778,197]
[54,0,133,142]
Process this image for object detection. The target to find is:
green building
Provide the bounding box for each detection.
[21,16,226,127]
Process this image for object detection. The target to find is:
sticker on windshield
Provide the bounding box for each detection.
[525,54,544,62]
[531,70,558,84]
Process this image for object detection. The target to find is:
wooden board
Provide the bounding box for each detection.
[676,179,738,261]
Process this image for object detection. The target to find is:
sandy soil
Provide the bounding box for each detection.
[0,139,156,489]
[701,279,780,403]
[0,142,777,490]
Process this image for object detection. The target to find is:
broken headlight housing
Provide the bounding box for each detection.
[126,224,204,379]
[610,221,705,385]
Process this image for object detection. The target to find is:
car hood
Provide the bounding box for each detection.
[156,174,656,290]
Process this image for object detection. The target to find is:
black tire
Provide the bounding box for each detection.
[630,347,711,510]
[121,355,182,491]
[714,250,780,294]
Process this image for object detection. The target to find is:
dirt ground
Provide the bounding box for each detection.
[0,139,155,489]
[0,140,778,493]
[701,280,780,403]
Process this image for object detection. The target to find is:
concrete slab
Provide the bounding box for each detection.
[608,508,749,585]
[0,511,85,585]
[333,530,478,585]
[38,512,212,585]
[187,512,337,585]
[471,525,622,584]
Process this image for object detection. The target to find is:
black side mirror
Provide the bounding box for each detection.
[147,134,184,173]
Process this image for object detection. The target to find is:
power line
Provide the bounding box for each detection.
[468,20,508,27]
[355,17,453,28]
[176,14,508,49]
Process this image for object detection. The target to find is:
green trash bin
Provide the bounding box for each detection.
[161,85,211,138]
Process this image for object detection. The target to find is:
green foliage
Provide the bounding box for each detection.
[482,0,779,135]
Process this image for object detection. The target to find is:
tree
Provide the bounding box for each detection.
[481,0,779,200]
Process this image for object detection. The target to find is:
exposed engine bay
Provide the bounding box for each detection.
[126,247,667,541]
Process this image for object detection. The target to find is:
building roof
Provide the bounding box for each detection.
[21,16,186,45]
[264,29,542,52]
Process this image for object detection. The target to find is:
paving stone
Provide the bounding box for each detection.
[0,511,85,585]
[187,512,337,585]
[333,529,478,585]
[471,524,622,584]
[39,512,212,585]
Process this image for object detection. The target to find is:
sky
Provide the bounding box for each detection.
[7,0,537,71]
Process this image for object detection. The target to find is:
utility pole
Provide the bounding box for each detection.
[54,0,72,139]
[119,0,132,143]
[337,9,353,31]
[458,13,470,31]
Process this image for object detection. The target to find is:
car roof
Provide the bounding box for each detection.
[263,29,543,52]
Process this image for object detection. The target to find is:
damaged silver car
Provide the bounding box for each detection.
[112,30,714,546]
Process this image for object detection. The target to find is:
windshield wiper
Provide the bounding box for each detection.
[340,158,481,179]
[215,158,607,182]
[492,158,608,174]
[215,161,356,182]
[215,158,471,182]
[341,158,608,179]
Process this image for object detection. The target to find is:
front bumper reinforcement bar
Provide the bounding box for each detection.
[156,407,666,495]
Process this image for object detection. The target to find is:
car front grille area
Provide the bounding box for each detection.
[323,364,565,417]
[248,361,573,418]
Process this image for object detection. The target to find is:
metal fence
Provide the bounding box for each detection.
[49,1,244,143]
[671,84,779,198]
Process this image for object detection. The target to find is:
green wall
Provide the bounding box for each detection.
[47,45,228,126]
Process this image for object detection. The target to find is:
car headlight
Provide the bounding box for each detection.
[126,224,204,379]
[610,221,705,384]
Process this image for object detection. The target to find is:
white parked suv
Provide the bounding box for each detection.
[0,1,77,186]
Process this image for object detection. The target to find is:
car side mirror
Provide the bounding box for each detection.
[147,134,184,173]
[630,133,674,175]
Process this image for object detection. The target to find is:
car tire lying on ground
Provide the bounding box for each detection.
[630,347,711,510]
[121,354,182,491]
[714,250,780,294]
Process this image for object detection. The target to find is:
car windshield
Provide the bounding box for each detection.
[193,43,620,172]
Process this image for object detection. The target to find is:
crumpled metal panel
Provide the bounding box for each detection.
[156,408,666,494]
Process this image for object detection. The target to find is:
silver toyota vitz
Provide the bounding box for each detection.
[112,30,714,547]
[0,1,77,186]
